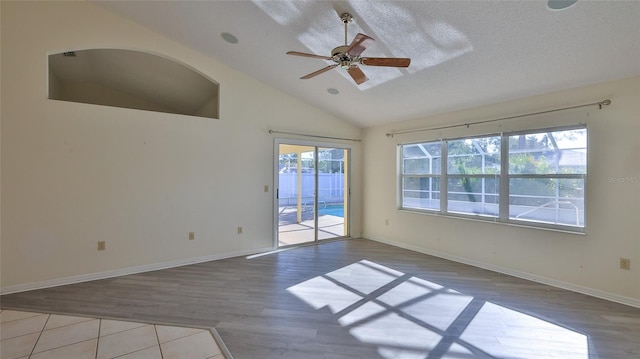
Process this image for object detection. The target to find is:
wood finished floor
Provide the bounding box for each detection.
[2,238,639,359]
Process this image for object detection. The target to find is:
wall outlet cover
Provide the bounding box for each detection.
[620,258,631,270]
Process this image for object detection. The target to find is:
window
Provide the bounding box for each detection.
[508,128,586,227]
[446,136,500,217]
[401,141,441,211]
[399,126,587,231]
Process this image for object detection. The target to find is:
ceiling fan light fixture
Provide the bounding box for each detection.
[221,32,238,44]
[547,0,578,10]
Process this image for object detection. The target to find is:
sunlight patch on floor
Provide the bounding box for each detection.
[287,259,589,359]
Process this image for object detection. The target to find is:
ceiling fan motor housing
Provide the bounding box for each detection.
[332,45,353,69]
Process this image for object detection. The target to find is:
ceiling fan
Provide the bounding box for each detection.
[286,12,411,85]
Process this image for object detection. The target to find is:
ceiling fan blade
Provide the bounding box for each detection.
[347,65,368,85]
[347,33,374,57]
[361,57,411,68]
[287,51,331,60]
[300,64,339,79]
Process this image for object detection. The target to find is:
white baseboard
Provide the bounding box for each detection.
[0,246,273,295]
[363,233,640,309]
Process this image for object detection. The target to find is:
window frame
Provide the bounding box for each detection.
[503,126,587,230]
[399,139,443,212]
[398,125,587,233]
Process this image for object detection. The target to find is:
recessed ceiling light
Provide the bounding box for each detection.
[327,88,339,95]
[547,0,578,10]
[221,32,238,44]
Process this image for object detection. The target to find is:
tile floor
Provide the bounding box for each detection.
[0,309,225,359]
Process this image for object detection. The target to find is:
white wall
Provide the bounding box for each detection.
[363,76,640,307]
[0,1,362,292]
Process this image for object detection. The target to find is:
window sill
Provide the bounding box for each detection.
[398,207,587,236]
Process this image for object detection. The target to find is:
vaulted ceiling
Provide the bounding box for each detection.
[92,0,640,128]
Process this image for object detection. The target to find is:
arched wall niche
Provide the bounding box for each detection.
[48,48,219,119]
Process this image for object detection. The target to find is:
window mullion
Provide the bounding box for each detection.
[499,134,509,221]
[397,146,404,209]
[441,141,448,213]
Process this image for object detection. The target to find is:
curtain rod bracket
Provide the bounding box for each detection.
[599,99,611,109]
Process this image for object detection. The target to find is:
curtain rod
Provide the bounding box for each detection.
[386,99,611,138]
[269,129,361,142]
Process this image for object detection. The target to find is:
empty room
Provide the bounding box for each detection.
[1,1,639,358]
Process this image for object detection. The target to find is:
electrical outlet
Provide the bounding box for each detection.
[385,219,389,226]
[97,241,106,251]
[620,258,631,270]
[189,232,195,240]
[237,226,243,235]
[264,185,269,192]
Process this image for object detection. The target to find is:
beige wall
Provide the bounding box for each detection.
[0,1,362,291]
[0,1,3,294]
[56,82,177,115]
[363,76,640,306]
[2,1,638,308]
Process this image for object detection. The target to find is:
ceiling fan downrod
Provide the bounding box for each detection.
[340,13,353,46]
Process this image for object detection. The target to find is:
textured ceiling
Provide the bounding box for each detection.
[92,0,640,128]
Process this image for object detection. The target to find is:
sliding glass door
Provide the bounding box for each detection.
[316,147,349,240]
[275,141,350,247]
[277,144,317,246]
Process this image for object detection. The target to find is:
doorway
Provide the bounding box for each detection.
[275,140,350,247]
